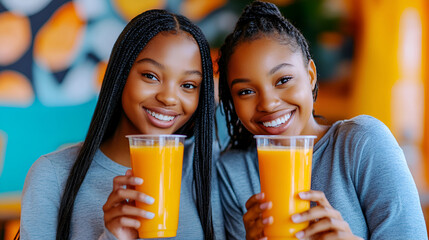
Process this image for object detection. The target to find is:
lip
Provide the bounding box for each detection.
[143,107,180,129]
[257,109,295,135]
[258,109,294,123]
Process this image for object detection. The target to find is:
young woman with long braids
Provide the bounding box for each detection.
[20,9,223,239]
[216,1,426,239]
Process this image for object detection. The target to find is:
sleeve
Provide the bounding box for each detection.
[98,227,118,240]
[352,119,427,239]
[20,156,62,240]
[216,159,247,240]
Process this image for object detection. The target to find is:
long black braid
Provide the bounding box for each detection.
[218,0,318,150]
[54,9,214,240]
[175,14,215,240]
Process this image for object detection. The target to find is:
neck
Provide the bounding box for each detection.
[302,115,330,144]
[100,116,134,167]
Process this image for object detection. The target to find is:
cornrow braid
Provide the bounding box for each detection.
[218,0,318,150]
[54,9,215,240]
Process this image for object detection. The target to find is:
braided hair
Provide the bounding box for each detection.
[218,0,318,150]
[56,9,214,240]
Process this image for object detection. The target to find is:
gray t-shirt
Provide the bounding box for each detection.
[20,138,225,240]
[217,115,427,240]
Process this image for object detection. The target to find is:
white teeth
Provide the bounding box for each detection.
[262,113,291,127]
[146,109,175,122]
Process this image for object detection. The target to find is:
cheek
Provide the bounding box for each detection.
[182,90,200,115]
[233,98,252,121]
[291,86,314,115]
[122,83,146,107]
[121,84,134,110]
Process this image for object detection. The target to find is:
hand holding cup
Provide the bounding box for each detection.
[291,190,362,240]
[103,169,155,240]
[243,193,273,240]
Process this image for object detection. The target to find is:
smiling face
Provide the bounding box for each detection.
[120,31,202,135]
[227,36,318,136]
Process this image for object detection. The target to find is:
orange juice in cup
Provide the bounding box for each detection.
[254,135,316,239]
[127,134,186,238]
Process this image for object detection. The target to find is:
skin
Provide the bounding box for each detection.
[100,31,203,240]
[227,36,362,240]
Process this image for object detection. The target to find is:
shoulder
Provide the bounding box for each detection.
[336,115,389,134]
[40,143,82,169]
[25,143,82,186]
[332,115,397,146]
[330,116,406,182]
[320,115,403,175]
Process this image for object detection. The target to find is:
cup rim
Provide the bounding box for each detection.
[125,134,187,139]
[253,135,317,139]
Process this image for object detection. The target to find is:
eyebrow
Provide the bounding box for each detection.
[269,63,293,75]
[184,70,203,77]
[230,63,294,88]
[136,58,202,77]
[136,58,164,69]
[230,78,250,88]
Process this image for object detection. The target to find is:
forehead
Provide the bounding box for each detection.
[136,31,200,62]
[228,37,304,76]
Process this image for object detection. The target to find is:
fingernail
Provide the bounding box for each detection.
[134,177,143,185]
[298,192,308,199]
[259,237,268,240]
[295,231,304,239]
[145,211,155,219]
[260,202,272,210]
[141,194,155,204]
[291,214,301,223]
[262,216,273,225]
[256,193,264,200]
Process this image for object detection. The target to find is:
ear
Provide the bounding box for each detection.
[307,59,317,90]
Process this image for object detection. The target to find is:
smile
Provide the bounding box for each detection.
[262,112,291,127]
[145,109,175,122]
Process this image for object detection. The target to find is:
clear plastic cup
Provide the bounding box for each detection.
[254,135,316,239]
[126,134,186,238]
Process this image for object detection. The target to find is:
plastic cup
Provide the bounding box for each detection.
[126,134,186,238]
[254,135,316,239]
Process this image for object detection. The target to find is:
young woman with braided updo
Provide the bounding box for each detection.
[216,1,427,239]
[20,9,224,240]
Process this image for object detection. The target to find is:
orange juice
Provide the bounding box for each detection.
[129,142,184,238]
[258,146,313,239]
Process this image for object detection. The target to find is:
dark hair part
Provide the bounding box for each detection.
[218,0,318,150]
[56,9,214,240]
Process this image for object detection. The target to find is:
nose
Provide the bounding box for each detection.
[256,90,280,112]
[155,84,179,106]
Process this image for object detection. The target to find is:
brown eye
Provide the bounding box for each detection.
[275,76,291,86]
[181,83,197,89]
[142,73,158,81]
[238,89,254,96]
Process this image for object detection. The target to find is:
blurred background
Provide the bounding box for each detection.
[0,0,428,239]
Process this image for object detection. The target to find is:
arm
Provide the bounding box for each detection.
[353,120,427,239]
[20,156,61,239]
